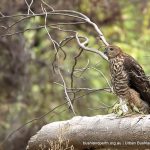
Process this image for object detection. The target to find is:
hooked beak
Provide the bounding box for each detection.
[104,48,108,56]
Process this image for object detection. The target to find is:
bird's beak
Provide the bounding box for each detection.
[104,48,108,56]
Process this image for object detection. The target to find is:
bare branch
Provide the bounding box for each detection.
[75,33,108,61]
[2,102,68,146]
[41,0,54,11]
[57,69,76,115]
[1,5,109,45]
[90,67,113,92]
[71,48,84,88]
[74,65,113,93]
[0,11,5,17]
[25,0,35,15]
[88,101,117,111]
[41,5,76,115]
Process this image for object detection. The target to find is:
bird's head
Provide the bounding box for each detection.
[104,45,122,59]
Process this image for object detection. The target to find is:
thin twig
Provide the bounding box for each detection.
[42,5,76,115]
[25,0,34,15]
[41,0,54,11]
[90,67,112,91]
[0,11,5,17]
[88,101,117,111]
[71,48,84,88]
[57,69,76,115]
[1,8,109,46]
[2,102,68,146]
[75,33,108,61]
[0,22,83,37]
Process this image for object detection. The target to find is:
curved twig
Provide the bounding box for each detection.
[75,33,108,61]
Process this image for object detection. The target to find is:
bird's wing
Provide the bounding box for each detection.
[124,54,150,105]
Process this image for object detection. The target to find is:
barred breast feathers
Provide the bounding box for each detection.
[110,55,129,96]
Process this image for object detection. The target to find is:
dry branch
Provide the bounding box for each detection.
[27,114,150,150]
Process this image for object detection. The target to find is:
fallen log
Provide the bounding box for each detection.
[27,114,150,150]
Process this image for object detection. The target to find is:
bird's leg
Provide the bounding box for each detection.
[112,98,129,116]
[119,98,128,113]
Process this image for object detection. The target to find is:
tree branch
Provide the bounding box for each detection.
[26,114,150,150]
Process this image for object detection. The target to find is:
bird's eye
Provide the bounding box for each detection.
[110,48,113,51]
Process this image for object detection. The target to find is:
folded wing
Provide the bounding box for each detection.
[124,55,150,106]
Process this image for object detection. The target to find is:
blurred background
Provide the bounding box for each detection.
[0,0,150,149]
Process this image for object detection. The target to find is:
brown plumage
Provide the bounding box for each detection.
[104,45,150,114]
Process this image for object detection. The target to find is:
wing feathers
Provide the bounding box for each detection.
[124,55,150,105]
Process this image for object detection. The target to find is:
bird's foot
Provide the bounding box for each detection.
[121,103,128,113]
[130,103,145,115]
[112,103,129,116]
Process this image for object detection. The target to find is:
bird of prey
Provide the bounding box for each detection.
[104,45,150,114]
